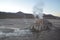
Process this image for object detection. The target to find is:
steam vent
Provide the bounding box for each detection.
[32,1,52,32]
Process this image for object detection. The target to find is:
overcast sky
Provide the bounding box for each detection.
[0,0,60,17]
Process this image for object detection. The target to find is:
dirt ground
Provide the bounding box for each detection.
[0,19,60,40]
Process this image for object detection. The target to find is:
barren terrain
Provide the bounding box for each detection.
[0,19,60,40]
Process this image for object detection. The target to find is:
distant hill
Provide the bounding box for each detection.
[0,11,60,19]
[0,11,34,19]
[43,14,60,19]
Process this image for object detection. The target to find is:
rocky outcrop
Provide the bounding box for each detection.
[30,19,54,32]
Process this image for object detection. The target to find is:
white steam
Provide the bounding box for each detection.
[33,0,44,19]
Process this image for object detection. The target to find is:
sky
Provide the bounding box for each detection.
[0,0,60,17]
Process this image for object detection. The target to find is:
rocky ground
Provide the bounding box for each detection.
[0,26,60,40]
[0,19,60,40]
